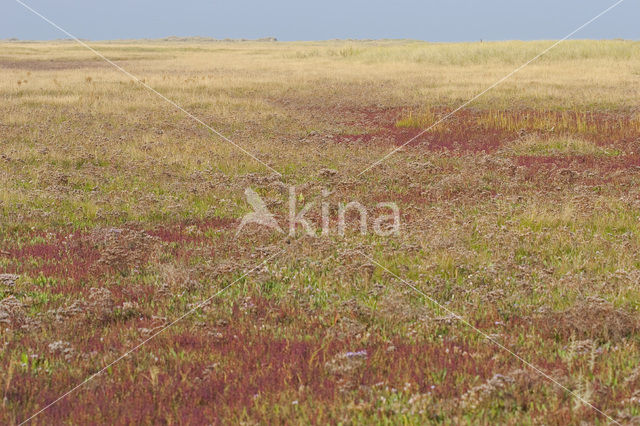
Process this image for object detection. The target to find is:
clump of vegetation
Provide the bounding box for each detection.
[2,39,640,424]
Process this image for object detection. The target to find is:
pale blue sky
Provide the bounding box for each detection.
[2,0,638,42]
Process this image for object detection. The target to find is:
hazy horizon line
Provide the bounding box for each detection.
[2,36,638,43]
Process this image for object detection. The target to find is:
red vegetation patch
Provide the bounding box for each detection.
[328,107,514,153]
[315,105,640,154]
[515,154,640,186]
[3,232,102,286]
[1,218,236,284]
[3,293,618,424]
[5,325,501,423]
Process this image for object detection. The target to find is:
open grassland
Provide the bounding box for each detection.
[1,39,640,424]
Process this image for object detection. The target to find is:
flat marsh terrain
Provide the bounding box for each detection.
[1,39,640,424]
